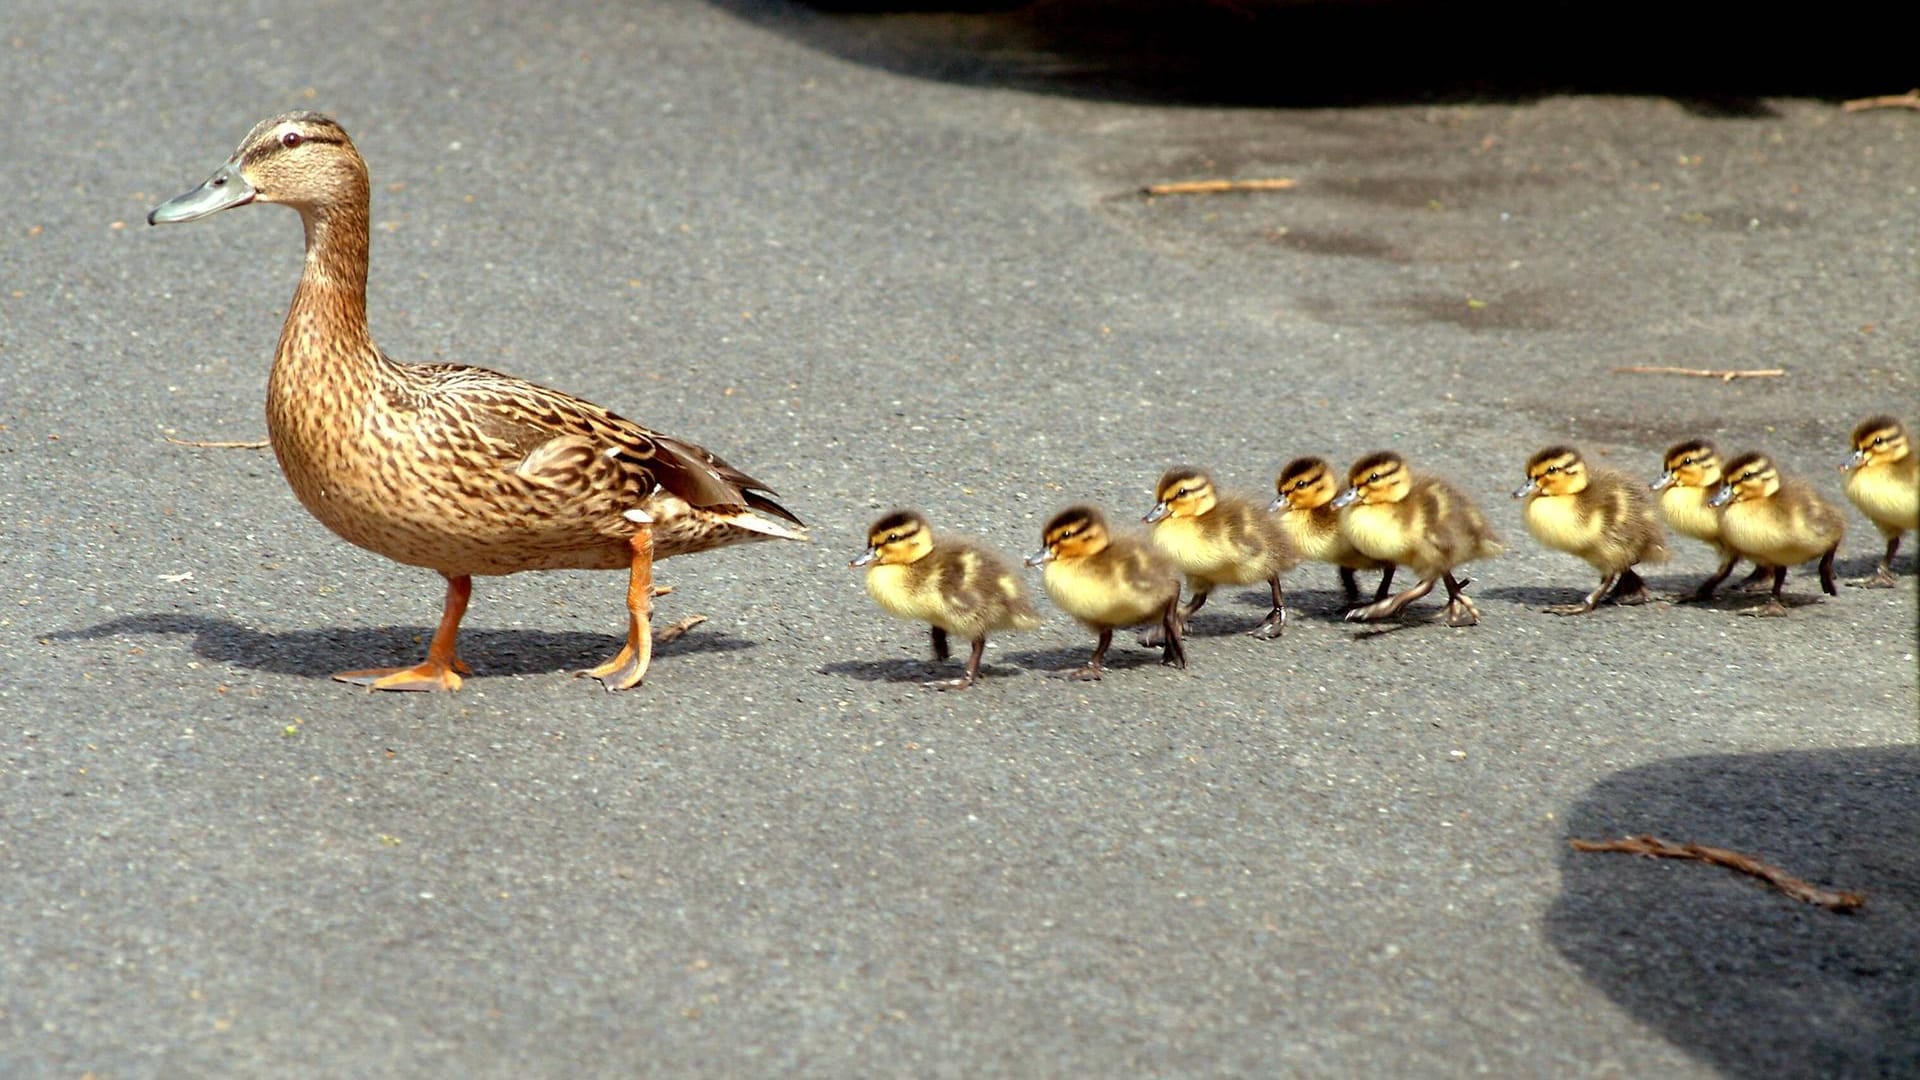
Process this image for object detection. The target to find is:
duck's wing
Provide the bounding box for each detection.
[411,363,805,528]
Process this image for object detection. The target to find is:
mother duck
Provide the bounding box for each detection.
[148,112,806,692]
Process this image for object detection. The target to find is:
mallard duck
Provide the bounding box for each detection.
[1651,438,1766,601]
[1709,451,1845,616]
[1025,505,1184,679]
[1269,456,1394,610]
[1332,451,1502,626]
[147,112,806,691]
[1841,415,1918,588]
[1514,445,1670,614]
[1142,466,1299,638]
[851,510,1040,689]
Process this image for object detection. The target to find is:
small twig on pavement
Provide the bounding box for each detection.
[1842,89,1920,112]
[166,436,270,449]
[1612,365,1785,382]
[1142,178,1297,197]
[1571,834,1865,912]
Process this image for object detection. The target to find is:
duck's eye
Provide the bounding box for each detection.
[281,131,304,149]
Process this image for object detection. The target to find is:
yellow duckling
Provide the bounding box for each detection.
[1709,451,1845,616]
[1514,446,1670,614]
[1025,506,1185,679]
[1651,438,1765,601]
[1841,415,1918,588]
[1270,456,1394,611]
[1332,451,1502,626]
[851,510,1040,689]
[1142,467,1300,638]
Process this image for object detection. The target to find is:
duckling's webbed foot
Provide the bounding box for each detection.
[1344,572,1434,623]
[1741,597,1791,618]
[1607,568,1654,606]
[1849,537,1901,588]
[1681,555,1740,603]
[1158,600,1188,669]
[1053,629,1111,681]
[335,573,473,692]
[1245,576,1286,639]
[1441,573,1480,627]
[927,638,986,691]
[1734,564,1776,592]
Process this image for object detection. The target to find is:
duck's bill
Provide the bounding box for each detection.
[1511,478,1539,499]
[1142,503,1170,524]
[1266,494,1286,513]
[850,548,878,568]
[1707,486,1734,508]
[148,162,255,225]
[1330,487,1361,510]
[1024,548,1053,567]
[1650,471,1676,491]
[1840,450,1867,472]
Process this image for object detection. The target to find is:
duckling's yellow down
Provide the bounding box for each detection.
[866,547,1040,641]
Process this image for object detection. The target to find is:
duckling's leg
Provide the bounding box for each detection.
[1740,566,1791,617]
[1683,553,1740,602]
[1546,573,1615,616]
[930,637,987,692]
[1143,586,1208,646]
[1054,629,1112,681]
[1159,598,1188,669]
[1441,572,1481,626]
[1851,533,1900,588]
[1818,545,1840,596]
[1344,573,1435,623]
[1734,563,1775,592]
[582,527,656,691]
[1607,567,1654,606]
[335,574,474,692]
[1338,567,1361,609]
[929,627,951,662]
[1246,575,1287,639]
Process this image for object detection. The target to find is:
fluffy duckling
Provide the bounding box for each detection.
[1709,451,1845,616]
[852,510,1040,690]
[1514,446,1670,614]
[1026,506,1185,679]
[1332,452,1502,626]
[1270,456,1394,611]
[1841,415,1918,588]
[1142,467,1300,638]
[1651,439,1765,601]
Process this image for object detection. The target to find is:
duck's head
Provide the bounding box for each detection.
[1144,467,1217,523]
[1653,439,1721,492]
[1514,446,1588,500]
[1271,456,1338,512]
[1027,505,1110,566]
[149,112,364,225]
[1709,452,1779,507]
[1331,451,1410,510]
[851,510,933,568]
[1844,415,1910,472]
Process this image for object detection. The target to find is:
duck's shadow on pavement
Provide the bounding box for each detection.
[1548,745,1920,1076]
[47,612,753,680]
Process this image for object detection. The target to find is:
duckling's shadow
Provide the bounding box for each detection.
[46,612,752,681]
[818,657,1022,683]
[1004,643,1175,673]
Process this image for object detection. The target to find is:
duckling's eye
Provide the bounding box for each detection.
[281,131,304,149]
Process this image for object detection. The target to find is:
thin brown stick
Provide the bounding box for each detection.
[1142,178,1297,197]
[1572,834,1865,912]
[653,613,707,644]
[1842,89,1920,113]
[165,436,270,449]
[1611,365,1785,382]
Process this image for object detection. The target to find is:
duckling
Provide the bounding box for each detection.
[1840,415,1918,588]
[1514,446,1670,614]
[1332,452,1502,626]
[146,112,806,692]
[1025,506,1185,679]
[851,510,1041,689]
[1142,467,1300,638]
[1709,451,1845,616]
[1651,439,1767,601]
[1269,456,1394,611]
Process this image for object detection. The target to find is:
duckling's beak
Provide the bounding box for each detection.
[1330,486,1361,510]
[850,547,879,568]
[1841,449,1868,473]
[1143,502,1171,524]
[1650,471,1676,492]
[1266,494,1287,513]
[1512,478,1539,500]
[1707,485,1734,508]
[1024,547,1054,568]
[148,161,256,225]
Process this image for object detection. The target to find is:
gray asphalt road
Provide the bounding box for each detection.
[3,2,1916,1076]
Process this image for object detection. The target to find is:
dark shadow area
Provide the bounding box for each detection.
[1548,746,1920,1077]
[48,613,754,681]
[819,656,1025,682]
[1004,642,1183,674]
[719,0,1911,108]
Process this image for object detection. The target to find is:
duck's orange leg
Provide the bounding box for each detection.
[582,527,656,692]
[335,574,474,692]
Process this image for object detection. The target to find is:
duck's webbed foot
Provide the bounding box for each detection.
[1441,574,1480,627]
[337,573,473,692]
